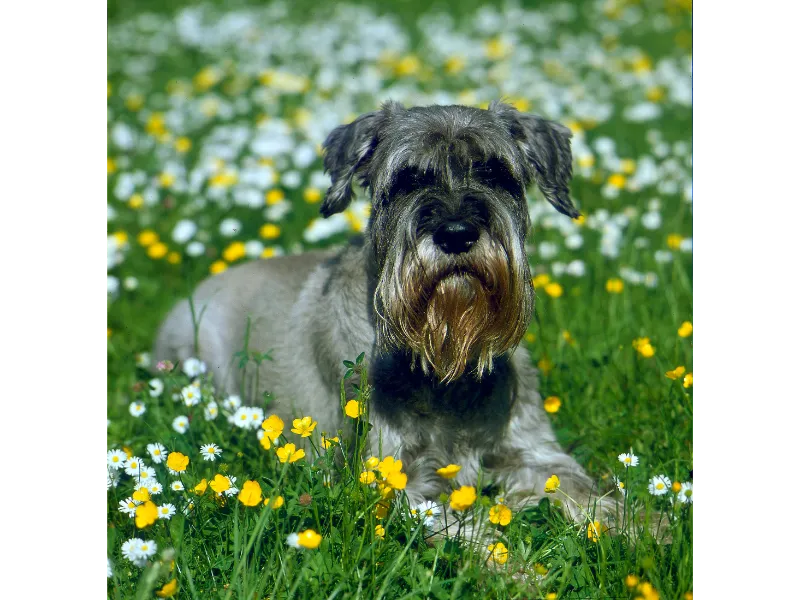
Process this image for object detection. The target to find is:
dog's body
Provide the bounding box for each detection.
[155,101,607,523]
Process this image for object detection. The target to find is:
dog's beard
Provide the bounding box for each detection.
[377,234,532,384]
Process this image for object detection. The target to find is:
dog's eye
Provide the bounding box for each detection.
[389,167,435,197]
[472,159,523,197]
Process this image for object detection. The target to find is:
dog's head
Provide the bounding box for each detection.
[322,101,578,383]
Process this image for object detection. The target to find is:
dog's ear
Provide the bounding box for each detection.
[321,111,380,217]
[491,101,579,218]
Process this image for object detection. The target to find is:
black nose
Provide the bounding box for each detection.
[433,221,480,254]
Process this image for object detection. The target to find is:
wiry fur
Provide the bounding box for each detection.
[155,102,625,546]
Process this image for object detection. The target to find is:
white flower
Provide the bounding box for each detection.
[564,233,583,249]
[182,357,207,377]
[200,443,222,461]
[565,260,586,277]
[148,379,164,398]
[135,466,157,482]
[641,211,662,230]
[172,415,189,434]
[144,480,163,496]
[204,401,219,421]
[223,395,242,411]
[172,219,198,244]
[286,533,300,549]
[219,217,243,237]
[245,240,264,257]
[107,557,113,578]
[248,406,265,430]
[107,449,127,470]
[171,481,185,492]
[613,476,626,496]
[130,539,158,567]
[223,476,239,497]
[623,102,662,122]
[157,504,177,520]
[124,456,146,477]
[135,353,151,368]
[538,241,558,260]
[129,401,146,417]
[121,538,144,563]
[123,276,139,290]
[182,385,202,406]
[107,470,121,489]
[147,443,167,464]
[108,275,120,296]
[648,474,672,496]
[677,482,693,504]
[679,238,693,252]
[281,170,302,188]
[118,497,140,517]
[415,501,441,528]
[186,241,205,256]
[618,452,639,468]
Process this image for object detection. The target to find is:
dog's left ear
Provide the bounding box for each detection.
[321,111,380,218]
[491,101,579,218]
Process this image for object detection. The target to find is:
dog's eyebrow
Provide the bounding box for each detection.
[470,158,523,196]
[387,165,438,198]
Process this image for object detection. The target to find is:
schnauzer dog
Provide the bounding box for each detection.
[154,101,614,532]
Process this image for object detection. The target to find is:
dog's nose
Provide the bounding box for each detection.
[433,221,480,254]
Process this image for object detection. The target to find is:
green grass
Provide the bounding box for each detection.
[107,1,693,598]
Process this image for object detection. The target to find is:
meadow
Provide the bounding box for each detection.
[106,1,693,598]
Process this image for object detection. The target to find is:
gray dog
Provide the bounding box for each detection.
[154,101,613,531]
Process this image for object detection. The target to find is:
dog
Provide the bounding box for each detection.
[154,101,615,534]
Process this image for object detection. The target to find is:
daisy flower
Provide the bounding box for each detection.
[170,481,184,492]
[148,379,164,398]
[231,407,251,429]
[129,401,146,417]
[118,497,140,517]
[222,394,242,411]
[121,538,144,563]
[618,452,639,468]
[415,501,441,528]
[130,539,158,567]
[613,476,626,496]
[181,385,202,407]
[200,443,222,461]
[182,357,206,377]
[124,456,146,477]
[157,504,177,520]
[648,474,672,496]
[107,470,121,489]
[107,449,127,470]
[107,558,113,578]
[172,415,189,434]
[135,466,157,482]
[147,443,167,464]
[286,533,300,549]
[677,482,693,504]
[204,401,219,421]
[248,407,265,430]
[145,480,163,496]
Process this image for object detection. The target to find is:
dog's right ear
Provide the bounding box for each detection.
[321,112,380,217]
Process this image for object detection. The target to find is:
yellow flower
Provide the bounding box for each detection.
[534,563,548,576]
[265,189,285,205]
[489,504,512,526]
[684,593,693,600]
[209,171,238,187]
[166,452,189,473]
[375,524,385,539]
[375,501,390,520]
[222,241,246,263]
[148,242,168,260]
[146,113,167,136]
[444,55,465,74]
[193,478,208,495]
[261,414,284,439]
[393,54,420,77]
[435,464,461,479]
[538,357,553,376]
[543,396,561,414]
[637,582,660,600]
[385,471,408,490]
[261,247,277,259]
[544,474,560,494]
[532,273,550,288]
[107,158,116,174]
[344,400,364,419]
[683,373,693,388]
[562,330,575,345]
[128,193,144,209]
[297,529,322,549]
[607,173,627,189]
[449,486,477,511]
[167,252,181,264]
[159,172,176,188]
[264,495,284,509]
[672,481,682,493]
[303,187,322,203]
[320,434,339,449]
[524,332,536,344]
[544,283,563,298]
[238,480,263,507]
[678,321,693,337]
[606,278,624,293]
[155,579,178,598]
[545,594,557,600]
[276,443,305,463]
[377,456,403,477]
[620,159,636,175]
[174,137,192,153]
[291,416,317,437]
[484,37,510,60]
[666,366,686,380]
[487,542,509,565]
[365,456,380,470]
[135,501,158,528]
[210,260,228,275]
[625,574,640,588]
[137,230,159,247]
[632,337,655,358]
[132,486,151,503]
[259,224,281,240]
[587,520,608,542]
[209,474,231,495]
[667,234,683,250]
[359,471,376,485]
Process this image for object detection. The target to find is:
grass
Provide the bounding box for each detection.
[107,1,693,598]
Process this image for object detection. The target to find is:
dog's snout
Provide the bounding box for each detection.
[433,220,480,254]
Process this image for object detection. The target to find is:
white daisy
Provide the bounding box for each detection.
[157,504,177,520]
[135,465,157,482]
[231,406,251,429]
[107,557,113,578]
[414,501,441,528]
[186,241,205,256]
[219,217,243,237]
[618,452,639,468]
[135,353,151,369]
[648,474,672,496]
[147,442,167,464]
[223,476,239,497]
[121,538,143,562]
[148,379,164,398]
[677,482,693,504]
[200,443,222,461]
[145,480,163,496]
[129,401,146,417]
[204,401,219,421]
[170,481,185,492]
[118,497,140,517]
[124,456,146,477]
[286,533,300,549]
[130,539,157,567]
[248,407,265,430]
[172,415,189,434]
[222,394,242,411]
[107,470,121,489]
[182,357,207,378]
[613,476,626,496]
[123,276,138,291]
[107,449,127,470]
[182,385,202,406]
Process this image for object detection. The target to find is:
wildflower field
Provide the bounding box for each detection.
[107,1,693,598]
